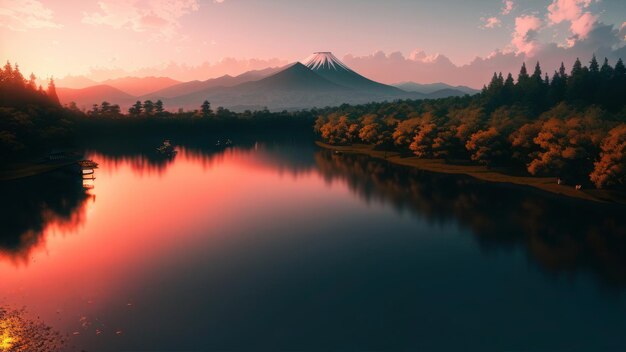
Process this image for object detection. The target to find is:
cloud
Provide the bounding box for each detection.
[481,17,502,29]
[501,0,514,15]
[547,0,598,45]
[547,0,591,24]
[0,0,62,31]
[342,20,624,89]
[570,12,597,39]
[511,15,543,56]
[82,0,199,39]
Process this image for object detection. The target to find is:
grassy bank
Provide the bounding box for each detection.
[316,141,626,204]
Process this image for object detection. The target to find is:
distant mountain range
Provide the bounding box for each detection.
[57,53,479,112]
[393,82,480,95]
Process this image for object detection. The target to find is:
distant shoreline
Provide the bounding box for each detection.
[316,141,626,205]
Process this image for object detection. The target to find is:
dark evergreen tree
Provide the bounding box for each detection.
[47,77,60,105]
[155,100,164,115]
[143,100,155,115]
[129,101,143,116]
[201,100,212,118]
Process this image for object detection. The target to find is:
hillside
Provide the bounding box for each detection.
[102,76,181,96]
[57,85,137,110]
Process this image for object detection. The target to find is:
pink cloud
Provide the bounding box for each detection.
[547,0,598,45]
[501,0,514,15]
[511,15,543,56]
[482,17,502,29]
[570,12,597,40]
[0,0,62,31]
[82,0,199,39]
[547,0,591,24]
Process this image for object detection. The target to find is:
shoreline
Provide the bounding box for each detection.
[316,141,626,205]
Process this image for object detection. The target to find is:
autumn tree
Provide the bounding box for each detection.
[590,124,626,189]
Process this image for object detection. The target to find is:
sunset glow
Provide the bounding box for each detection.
[1,0,624,86]
[1,0,626,350]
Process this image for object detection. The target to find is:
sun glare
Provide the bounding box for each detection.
[0,319,18,351]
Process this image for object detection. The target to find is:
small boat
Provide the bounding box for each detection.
[157,139,177,156]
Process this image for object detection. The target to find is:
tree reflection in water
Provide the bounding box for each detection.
[315,150,626,289]
[0,169,93,265]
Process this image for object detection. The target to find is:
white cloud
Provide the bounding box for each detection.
[82,0,199,39]
[0,0,62,31]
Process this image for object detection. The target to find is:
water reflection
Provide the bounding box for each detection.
[315,150,626,289]
[1,139,626,350]
[0,169,93,265]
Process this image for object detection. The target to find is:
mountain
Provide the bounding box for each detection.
[394,82,479,95]
[58,53,452,112]
[162,63,353,111]
[303,52,402,94]
[57,85,137,110]
[101,76,181,96]
[162,59,427,111]
[143,66,284,99]
[56,75,98,89]
[238,62,347,91]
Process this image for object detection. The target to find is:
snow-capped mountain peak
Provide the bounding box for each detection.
[302,52,353,72]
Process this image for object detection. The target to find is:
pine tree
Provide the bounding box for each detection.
[155,100,164,115]
[615,58,626,77]
[558,62,567,78]
[28,73,37,89]
[532,62,542,82]
[571,58,583,76]
[600,58,613,79]
[518,62,529,83]
[201,100,212,117]
[11,63,25,87]
[589,55,599,73]
[1,61,12,83]
[47,77,60,105]
[129,101,143,116]
[143,100,155,115]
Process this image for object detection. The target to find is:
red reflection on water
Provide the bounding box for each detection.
[0,145,347,347]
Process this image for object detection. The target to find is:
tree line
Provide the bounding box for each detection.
[0,61,80,160]
[315,56,626,189]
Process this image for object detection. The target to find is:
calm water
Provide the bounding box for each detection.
[1,137,626,351]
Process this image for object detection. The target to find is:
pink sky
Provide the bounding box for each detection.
[0,0,624,87]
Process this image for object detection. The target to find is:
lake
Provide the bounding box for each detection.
[1,136,626,351]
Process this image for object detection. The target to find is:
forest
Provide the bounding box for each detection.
[2,56,625,190]
[315,56,626,189]
[0,62,81,161]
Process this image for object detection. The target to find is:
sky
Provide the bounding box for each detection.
[0,0,625,87]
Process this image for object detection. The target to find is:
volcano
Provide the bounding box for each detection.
[302,52,402,94]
